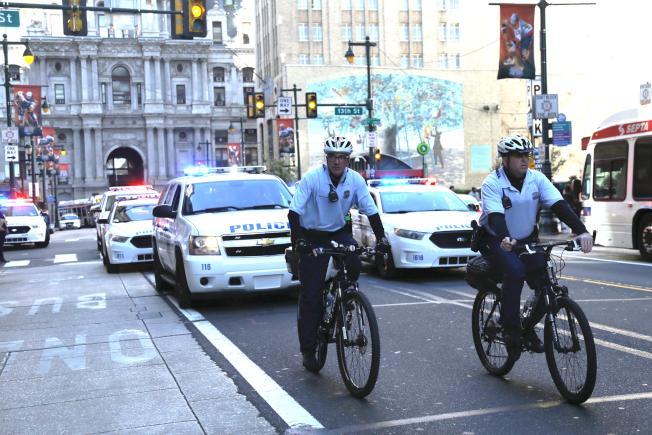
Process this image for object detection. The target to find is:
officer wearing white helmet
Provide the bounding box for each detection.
[288,136,390,372]
[478,134,593,357]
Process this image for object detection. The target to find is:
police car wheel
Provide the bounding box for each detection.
[375,252,398,279]
[638,214,652,262]
[174,251,193,308]
[153,242,172,292]
[103,247,119,274]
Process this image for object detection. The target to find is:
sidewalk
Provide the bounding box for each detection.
[0,261,277,434]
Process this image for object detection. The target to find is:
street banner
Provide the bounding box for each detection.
[498,4,535,80]
[13,85,42,137]
[277,119,295,155]
[227,143,241,166]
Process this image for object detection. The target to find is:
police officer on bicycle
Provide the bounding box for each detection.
[478,134,593,357]
[288,136,390,372]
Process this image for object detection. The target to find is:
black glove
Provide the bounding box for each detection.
[294,238,312,254]
[375,237,391,254]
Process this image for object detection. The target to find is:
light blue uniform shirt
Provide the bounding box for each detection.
[290,165,379,232]
[479,167,562,240]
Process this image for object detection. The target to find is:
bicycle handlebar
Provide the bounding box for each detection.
[515,230,597,255]
[311,240,377,257]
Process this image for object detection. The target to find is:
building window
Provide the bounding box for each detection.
[341,24,352,41]
[215,129,228,145]
[411,0,422,10]
[452,53,461,69]
[439,23,448,41]
[54,84,65,105]
[176,84,186,105]
[342,0,352,10]
[101,83,107,105]
[400,24,409,41]
[298,23,309,41]
[243,33,250,44]
[298,0,308,9]
[243,86,254,104]
[242,67,254,82]
[213,67,225,82]
[401,0,409,11]
[176,63,184,73]
[312,54,324,65]
[354,24,365,41]
[354,0,364,10]
[438,0,447,10]
[213,87,225,106]
[369,24,379,42]
[212,21,223,43]
[412,24,422,41]
[400,55,409,68]
[369,0,378,10]
[370,55,380,66]
[450,23,460,41]
[111,66,131,105]
[439,53,448,69]
[312,23,323,41]
[299,54,310,64]
[137,83,142,106]
[312,0,322,9]
[449,0,459,9]
[411,55,423,68]
[244,128,257,143]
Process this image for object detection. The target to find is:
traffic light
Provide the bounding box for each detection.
[374,148,381,161]
[254,92,265,118]
[63,0,88,36]
[306,92,318,118]
[246,93,256,119]
[187,0,207,37]
[172,0,207,39]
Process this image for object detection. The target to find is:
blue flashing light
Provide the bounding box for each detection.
[183,165,209,177]
[367,177,438,188]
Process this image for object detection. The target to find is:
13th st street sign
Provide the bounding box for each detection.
[0,10,20,27]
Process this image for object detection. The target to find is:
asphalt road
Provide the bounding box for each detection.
[6,230,650,433]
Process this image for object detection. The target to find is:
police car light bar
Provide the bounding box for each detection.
[108,185,154,191]
[367,177,438,187]
[184,165,267,176]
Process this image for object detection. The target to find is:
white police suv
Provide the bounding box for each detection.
[152,166,299,308]
[100,198,158,273]
[0,199,49,248]
[351,179,479,278]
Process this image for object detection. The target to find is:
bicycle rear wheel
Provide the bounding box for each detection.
[472,289,517,376]
[336,291,380,398]
[544,297,597,404]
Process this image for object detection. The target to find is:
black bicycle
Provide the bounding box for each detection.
[291,242,381,398]
[467,235,597,404]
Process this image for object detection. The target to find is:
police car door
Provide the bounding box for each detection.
[159,184,181,270]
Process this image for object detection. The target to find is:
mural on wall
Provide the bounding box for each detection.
[307,73,465,186]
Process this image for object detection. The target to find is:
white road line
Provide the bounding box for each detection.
[329,391,652,433]
[162,292,323,430]
[564,253,652,268]
[193,320,324,430]
[61,260,102,266]
[54,254,78,264]
[3,260,30,267]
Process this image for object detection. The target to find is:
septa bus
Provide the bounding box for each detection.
[349,152,424,180]
[580,107,652,261]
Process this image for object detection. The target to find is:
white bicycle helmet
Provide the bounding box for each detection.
[324,136,353,155]
[497,134,533,156]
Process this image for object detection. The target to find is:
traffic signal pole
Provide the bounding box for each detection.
[3,33,15,197]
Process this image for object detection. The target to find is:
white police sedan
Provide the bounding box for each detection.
[100,197,158,273]
[351,179,479,278]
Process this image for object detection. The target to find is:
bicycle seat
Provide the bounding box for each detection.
[465,255,502,290]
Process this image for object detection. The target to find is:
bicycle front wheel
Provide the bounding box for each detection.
[472,289,517,376]
[544,297,597,404]
[336,291,380,398]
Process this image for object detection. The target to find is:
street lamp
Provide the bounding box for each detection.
[3,34,37,197]
[345,36,377,169]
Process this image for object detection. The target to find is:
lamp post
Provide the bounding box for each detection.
[3,34,35,198]
[228,117,245,165]
[197,140,211,166]
[345,36,377,169]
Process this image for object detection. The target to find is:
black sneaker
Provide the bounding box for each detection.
[502,326,522,361]
[523,328,544,353]
[302,350,320,373]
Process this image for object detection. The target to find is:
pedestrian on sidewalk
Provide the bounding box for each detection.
[0,209,7,263]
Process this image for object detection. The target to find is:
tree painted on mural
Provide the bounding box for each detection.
[308,73,463,158]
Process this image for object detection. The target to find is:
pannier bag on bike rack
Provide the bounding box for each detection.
[465,255,501,291]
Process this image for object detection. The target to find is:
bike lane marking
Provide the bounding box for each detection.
[162,288,324,431]
[561,275,652,294]
[563,254,652,268]
[326,391,652,433]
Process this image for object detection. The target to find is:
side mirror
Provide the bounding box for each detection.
[468,203,480,212]
[97,218,108,224]
[153,204,176,219]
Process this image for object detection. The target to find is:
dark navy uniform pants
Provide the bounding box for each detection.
[297,232,360,352]
[485,236,546,329]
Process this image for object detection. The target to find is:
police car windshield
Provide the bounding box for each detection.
[113,205,155,222]
[2,205,38,217]
[183,179,292,215]
[381,190,469,213]
[61,214,78,221]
